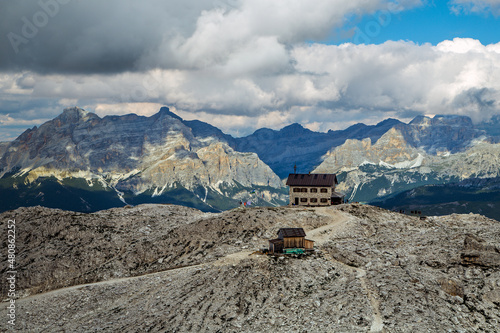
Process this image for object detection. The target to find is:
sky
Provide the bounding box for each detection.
[1,0,500,140]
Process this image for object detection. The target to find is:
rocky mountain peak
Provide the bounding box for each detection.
[409,114,473,128]
[155,106,183,121]
[280,123,311,136]
[375,118,402,127]
[431,114,473,127]
[57,107,94,124]
[373,127,411,149]
[404,114,480,153]
[314,128,420,173]
[409,115,432,126]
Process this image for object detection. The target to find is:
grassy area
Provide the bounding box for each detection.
[0,176,288,213]
[371,181,500,221]
[0,176,124,213]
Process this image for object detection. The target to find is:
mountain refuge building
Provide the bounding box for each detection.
[268,228,315,254]
[286,173,344,206]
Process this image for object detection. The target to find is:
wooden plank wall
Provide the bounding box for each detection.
[284,237,304,248]
[304,239,314,250]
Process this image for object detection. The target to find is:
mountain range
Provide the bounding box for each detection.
[1,106,500,217]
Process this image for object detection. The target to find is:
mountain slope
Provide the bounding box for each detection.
[313,127,500,204]
[234,114,486,179]
[1,204,499,332]
[397,114,483,154]
[0,107,285,212]
[234,118,405,178]
[2,107,500,214]
[371,177,500,221]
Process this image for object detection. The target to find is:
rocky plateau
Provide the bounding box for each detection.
[1,203,499,332]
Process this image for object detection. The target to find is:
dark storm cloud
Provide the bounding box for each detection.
[0,0,498,142]
[0,0,208,73]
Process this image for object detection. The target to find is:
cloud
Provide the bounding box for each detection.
[1,37,500,138]
[1,1,499,139]
[1,0,423,74]
[0,113,52,141]
[449,0,500,16]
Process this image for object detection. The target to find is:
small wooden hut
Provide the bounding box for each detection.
[268,228,314,254]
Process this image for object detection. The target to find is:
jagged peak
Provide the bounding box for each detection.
[432,114,473,126]
[409,115,432,125]
[280,123,311,134]
[155,107,183,121]
[56,107,96,124]
[411,114,473,127]
[375,118,402,127]
[374,128,409,147]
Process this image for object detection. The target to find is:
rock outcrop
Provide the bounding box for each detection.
[1,204,499,332]
[313,126,500,204]
[0,107,283,212]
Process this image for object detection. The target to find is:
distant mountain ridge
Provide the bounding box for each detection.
[371,177,500,221]
[1,106,499,214]
[0,107,284,212]
[313,124,500,215]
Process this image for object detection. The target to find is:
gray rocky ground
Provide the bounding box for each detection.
[1,204,499,332]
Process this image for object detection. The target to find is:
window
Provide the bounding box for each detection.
[301,188,308,193]
[320,188,328,193]
[300,198,308,202]
[310,188,317,193]
[310,198,318,203]
[320,198,328,203]
[293,188,301,193]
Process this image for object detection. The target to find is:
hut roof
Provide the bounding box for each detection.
[278,228,306,238]
[286,173,338,187]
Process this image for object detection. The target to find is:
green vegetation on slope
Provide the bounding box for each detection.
[0,176,288,213]
[371,179,500,221]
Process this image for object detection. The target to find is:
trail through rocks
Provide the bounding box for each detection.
[2,204,499,332]
[310,206,385,332]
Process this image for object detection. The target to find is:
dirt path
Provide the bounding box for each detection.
[306,206,351,245]
[17,206,350,305]
[356,268,384,332]
[16,205,385,332]
[18,250,256,303]
[310,207,385,332]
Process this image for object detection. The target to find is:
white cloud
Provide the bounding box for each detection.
[1,38,500,137]
[142,0,426,72]
[1,1,499,139]
[449,0,500,16]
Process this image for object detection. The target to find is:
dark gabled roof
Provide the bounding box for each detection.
[278,228,306,238]
[286,173,337,187]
